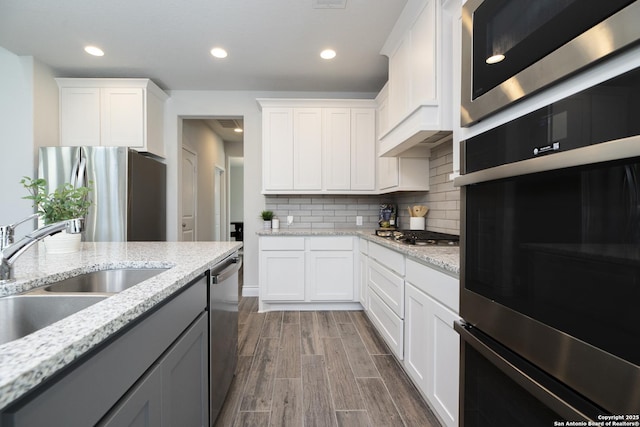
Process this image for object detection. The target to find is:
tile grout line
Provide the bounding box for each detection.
[321,341,342,427]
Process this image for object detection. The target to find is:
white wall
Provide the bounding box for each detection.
[182,119,226,241]
[33,59,60,154]
[0,48,35,226]
[164,90,374,296]
[0,48,59,229]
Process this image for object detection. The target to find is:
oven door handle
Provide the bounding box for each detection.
[455,134,640,186]
[455,321,595,422]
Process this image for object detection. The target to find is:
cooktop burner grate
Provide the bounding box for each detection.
[393,230,459,246]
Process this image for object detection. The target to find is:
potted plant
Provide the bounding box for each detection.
[260,210,274,230]
[21,177,92,253]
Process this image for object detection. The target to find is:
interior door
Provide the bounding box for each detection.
[213,166,224,241]
[181,147,197,241]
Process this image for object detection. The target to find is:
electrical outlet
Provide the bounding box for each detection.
[287,215,294,225]
[356,216,363,226]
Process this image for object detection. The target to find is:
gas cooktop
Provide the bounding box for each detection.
[375,229,460,246]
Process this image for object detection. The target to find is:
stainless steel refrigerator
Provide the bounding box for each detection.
[38,146,166,241]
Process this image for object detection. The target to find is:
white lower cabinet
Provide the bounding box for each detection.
[405,283,459,427]
[260,237,306,301]
[368,285,404,359]
[404,259,460,427]
[363,243,460,427]
[368,258,404,317]
[260,236,356,307]
[307,250,354,301]
[358,238,369,310]
[365,242,406,359]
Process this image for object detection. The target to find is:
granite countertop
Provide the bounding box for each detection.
[0,241,242,411]
[257,228,459,276]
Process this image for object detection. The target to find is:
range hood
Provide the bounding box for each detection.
[378,109,452,157]
[377,0,454,157]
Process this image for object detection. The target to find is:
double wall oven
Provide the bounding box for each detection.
[455,66,640,424]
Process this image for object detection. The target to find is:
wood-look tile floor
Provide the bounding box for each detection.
[214,296,442,427]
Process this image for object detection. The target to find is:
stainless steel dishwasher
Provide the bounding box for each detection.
[209,253,241,425]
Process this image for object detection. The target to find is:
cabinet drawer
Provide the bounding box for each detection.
[367,288,403,360]
[260,236,305,251]
[307,236,353,251]
[368,258,404,318]
[368,242,405,275]
[406,259,459,313]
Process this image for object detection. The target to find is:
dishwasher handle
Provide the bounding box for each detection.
[211,257,241,284]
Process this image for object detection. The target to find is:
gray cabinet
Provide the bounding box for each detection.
[0,275,208,427]
[98,363,163,427]
[99,313,209,427]
[161,313,208,427]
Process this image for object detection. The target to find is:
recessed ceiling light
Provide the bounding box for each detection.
[210,47,228,59]
[234,128,243,133]
[84,46,104,57]
[486,54,505,64]
[320,49,336,60]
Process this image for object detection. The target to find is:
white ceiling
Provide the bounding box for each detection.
[204,117,244,143]
[0,0,407,92]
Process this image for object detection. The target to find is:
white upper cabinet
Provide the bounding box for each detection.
[259,99,377,194]
[378,156,430,193]
[59,87,101,146]
[376,85,431,193]
[56,78,168,157]
[378,0,454,157]
[350,108,376,191]
[262,107,294,190]
[323,108,351,190]
[293,108,323,191]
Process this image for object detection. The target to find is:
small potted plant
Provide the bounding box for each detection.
[21,177,92,253]
[260,210,274,230]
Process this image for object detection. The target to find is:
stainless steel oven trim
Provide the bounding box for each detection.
[455,320,594,422]
[454,134,640,186]
[461,0,640,126]
[460,289,640,415]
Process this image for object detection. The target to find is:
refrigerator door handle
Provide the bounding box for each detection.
[70,147,87,189]
[70,155,80,188]
[76,157,87,188]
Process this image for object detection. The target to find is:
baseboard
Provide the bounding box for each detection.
[241,286,259,297]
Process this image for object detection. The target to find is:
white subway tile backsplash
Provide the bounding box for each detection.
[393,141,460,235]
[263,141,460,234]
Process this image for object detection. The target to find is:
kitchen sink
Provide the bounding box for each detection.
[41,268,169,294]
[0,294,108,346]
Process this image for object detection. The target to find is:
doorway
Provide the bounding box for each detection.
[181,147,197,241]
[180,117,244,242]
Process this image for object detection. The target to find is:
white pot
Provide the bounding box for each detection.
[271,218,280,229]
[409,217,426,230]
[44,230,82,254]
[263,220,272,230]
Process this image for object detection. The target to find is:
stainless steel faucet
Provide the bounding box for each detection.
[0,213,39,251]
[0,218,84,283]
